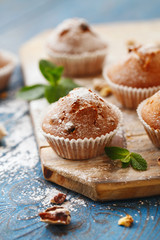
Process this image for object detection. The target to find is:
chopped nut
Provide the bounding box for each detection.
[93,78,112,97]
[157,158,160,166]
[39,206,71,225]
[50,193,66,204]
[99,86,112,97]
[118,214,133,227]
[0,124,7,140]
[93,78,108,91]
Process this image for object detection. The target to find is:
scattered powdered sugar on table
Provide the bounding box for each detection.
[62,196,87,212]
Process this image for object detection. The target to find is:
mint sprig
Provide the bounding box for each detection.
[17,59,80,103]
[17,84,45,101]
[105,146,147,171]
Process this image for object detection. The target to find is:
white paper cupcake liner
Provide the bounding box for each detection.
[41,102,123,160]
[0,49,18,91]
[46,47,107,77]
[103,70,160,109]
[137,100,160,148]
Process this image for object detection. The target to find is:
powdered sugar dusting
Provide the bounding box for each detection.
[138,44,160,54]
[47,18,107,54]
[63,197,87,212]
[68,87,101,102]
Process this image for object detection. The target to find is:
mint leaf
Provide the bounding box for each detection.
[104,146,147,171]
[17,60,83,104]
[39,60,64,85]
[121,154,131,163]
[105,146,130,160]
[130,152,147,171]
[122,162,130,168]
[17,84,45,101]
[44,78,79,104]
[44,85,66,103]
[59,78,80,95]
[39,59,57,70]
[60,78,79,90]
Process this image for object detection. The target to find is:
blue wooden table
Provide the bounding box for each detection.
[1,1,160,239]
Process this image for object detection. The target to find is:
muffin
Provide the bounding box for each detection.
[137,91,160,148]
[41,88,122,160]
[46,18,107,77]
[0,50,17,91]
[104,44,160,109]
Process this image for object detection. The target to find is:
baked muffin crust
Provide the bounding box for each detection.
[108,44,160,88]
[141,91,160,130]
[42,88,118,140]
[47,18,107,55]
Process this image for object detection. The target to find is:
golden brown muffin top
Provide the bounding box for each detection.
[141,91,160,130]
[108,44,160,88]
[47,18,107,54]
[42,88,118,140]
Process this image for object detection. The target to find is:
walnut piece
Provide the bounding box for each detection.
[118,214,133,227]
[99,86,112,97]
[39,206,71,225]
[93,78,107,91]
[0,124,7,140]
[93,78,112,97]
[50,192,66,204]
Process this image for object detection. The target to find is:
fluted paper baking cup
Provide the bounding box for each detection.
[103,70,160,109]
[137,100,160,148]
[46,47,107,77]
[41,102,123,160]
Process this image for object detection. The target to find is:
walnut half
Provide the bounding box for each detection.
[39,206,71,225]
[118,214,133,227]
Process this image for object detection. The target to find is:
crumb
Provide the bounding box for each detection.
[50,193,66,204]
[118,214,133,227]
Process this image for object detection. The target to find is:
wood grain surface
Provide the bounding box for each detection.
[20,21,160,201]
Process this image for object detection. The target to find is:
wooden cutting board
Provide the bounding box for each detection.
[20,20,160,201]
